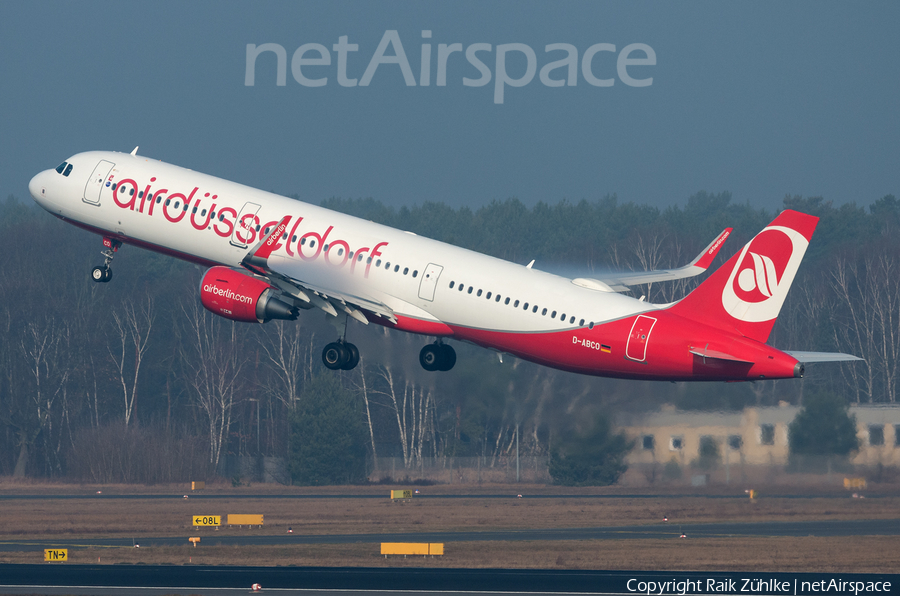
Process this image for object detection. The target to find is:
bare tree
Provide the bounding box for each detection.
[108,297,155,426]
[372,365,434,468]
[256,320,307,410]
[179,299,246,468]
[18,317,72,475]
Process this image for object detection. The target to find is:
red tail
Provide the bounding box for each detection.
[668,210,818,343]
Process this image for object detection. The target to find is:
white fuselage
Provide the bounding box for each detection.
[30,151,652,340]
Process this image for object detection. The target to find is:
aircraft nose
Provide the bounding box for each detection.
[29,170,48,202]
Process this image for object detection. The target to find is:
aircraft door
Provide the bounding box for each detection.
[418,263,444,301]
[83,160,115,205]
[231,202,262,247]
[626,315,657,362]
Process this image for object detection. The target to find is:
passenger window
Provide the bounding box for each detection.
[542,308,547,316]
[514,300,519,307]
[55,162,68,174]
[523,302,529,310]
[486,292,491,299]
[359,254,364,262]
[403,267,409,275]
[505,298,510,305]
[588,322,594,329]
[468,287,473,294]
[570,316,575,324]
[202,209,207,216]
[323,243,329,251]
[385,262,390,269]
[449,281,455,289]
[309,240,316,248]
[192,206,198,214]
[369,257,374,264]
[476,289,482,297]
[255,225,260,231]
[129,188,135,196]
[112,183,118,190]
[533,306,539,313]
[376,259,382,267]
[496,295,501,302]
[337,248,344,256]
[292,235,297,242]
[394,265,399,272]
[551,311,556,318]
[183,203,189,211]
[157,197,163,204]
[139,191,144,198]
[579,319,585,326]
[412,270,417,277]
[63,164,73,177]
[459,285,464,291]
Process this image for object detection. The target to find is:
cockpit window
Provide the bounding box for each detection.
[55,162,68,174]
[63,164,73,177]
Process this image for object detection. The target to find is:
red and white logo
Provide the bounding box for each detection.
[721,225,808,323]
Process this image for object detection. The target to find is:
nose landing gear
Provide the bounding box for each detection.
[91,237,121,283]
[420,342,456,372]
[322,341,360,371]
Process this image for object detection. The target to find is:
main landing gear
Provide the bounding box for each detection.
[322,341,360,371]
[91,237,121,283]
[420,342,456,372]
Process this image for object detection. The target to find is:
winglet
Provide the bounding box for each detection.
[242,216,292,270]
[691,228,732,270]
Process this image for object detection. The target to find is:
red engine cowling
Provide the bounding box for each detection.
[199,267,298,323]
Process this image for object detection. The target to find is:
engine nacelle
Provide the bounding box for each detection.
[199,267,298,323]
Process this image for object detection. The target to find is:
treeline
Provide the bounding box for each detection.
[0,190,896,481]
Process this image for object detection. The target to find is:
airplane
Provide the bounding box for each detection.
[29,148,859,381]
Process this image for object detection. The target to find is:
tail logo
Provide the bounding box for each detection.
[722,226,808,323]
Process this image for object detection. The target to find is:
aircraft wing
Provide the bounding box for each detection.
[241,217,396,325]
[572,228,732,293]
[784,351,864,363]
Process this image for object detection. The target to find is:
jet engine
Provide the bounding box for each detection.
[199,267,298,323]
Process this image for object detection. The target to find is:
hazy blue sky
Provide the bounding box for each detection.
[2,1,897,211]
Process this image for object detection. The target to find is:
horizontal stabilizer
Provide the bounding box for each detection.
[785,351,863,363]
[689,346,753,364]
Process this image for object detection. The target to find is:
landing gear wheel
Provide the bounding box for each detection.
[91,266,112,283]
[322,342,349,370]
[322,341,360,371]
[419,344,441,371]
[341,343,360,371]
[438,344,456,371]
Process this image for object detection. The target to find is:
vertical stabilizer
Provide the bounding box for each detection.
[668,210,818,343]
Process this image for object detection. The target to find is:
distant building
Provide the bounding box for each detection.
[619,403,900,471]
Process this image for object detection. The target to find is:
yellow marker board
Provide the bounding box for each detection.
[381,543,443,556]
[227,514,264,525]
[192,515,221,526]
[191,481,205,490]
[390,490,412,499]
[44,549,68,562]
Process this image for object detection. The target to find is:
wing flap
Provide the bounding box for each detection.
[241,217,396,324]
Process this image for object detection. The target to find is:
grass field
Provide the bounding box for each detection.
[1,479,898,572]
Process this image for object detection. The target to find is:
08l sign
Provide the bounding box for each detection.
[193,515,221,526]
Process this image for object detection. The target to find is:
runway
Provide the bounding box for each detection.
[0,565,896,596]
[0,518,898,552]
